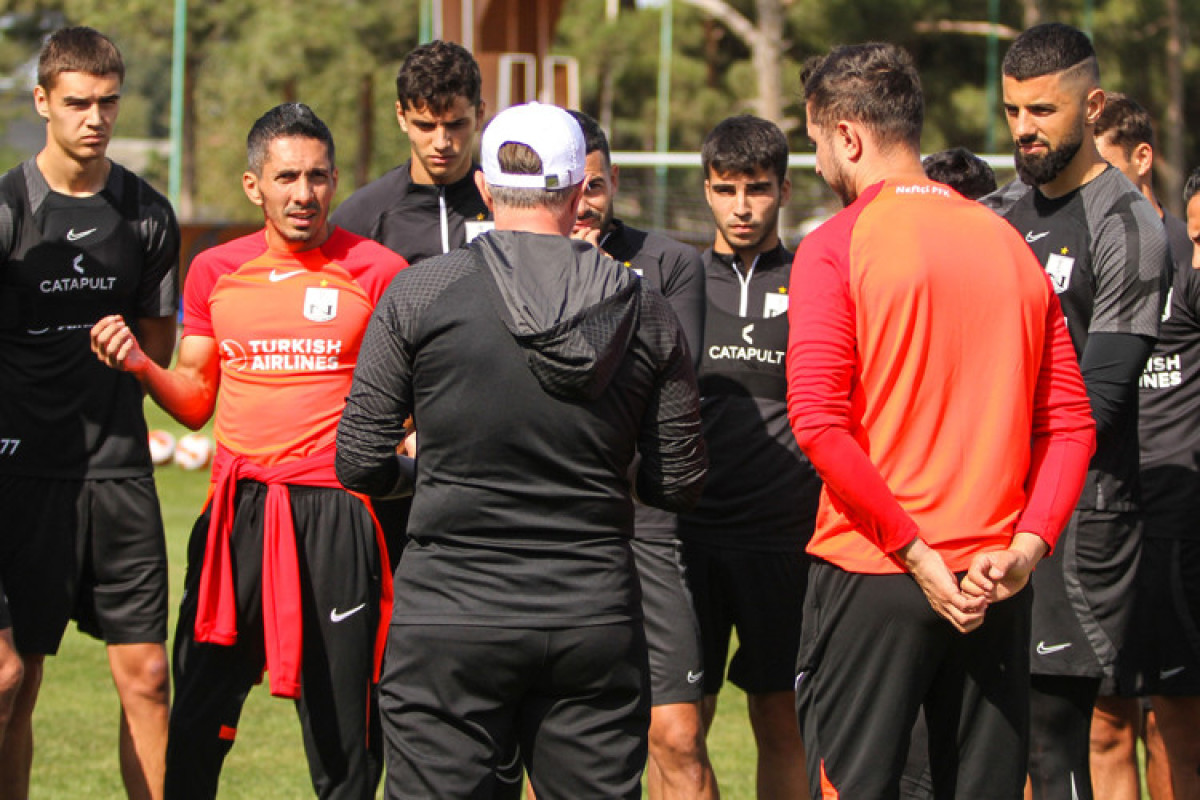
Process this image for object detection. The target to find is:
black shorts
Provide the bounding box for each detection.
[632,536,704,705]
[796,561,1031,800]
[1030,508,1141,684]
[381,622,649,800]
[682,539,807,695]
[0,474,168,654]
[1121,537,1200,696]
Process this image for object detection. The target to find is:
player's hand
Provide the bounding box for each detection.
[570,223,604,250]
[899,537,987,633]
[91,314,150,375]
[961,532,1048,603]
[398,416,417,458]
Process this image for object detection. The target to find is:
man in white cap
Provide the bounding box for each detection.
[336,102,708,800]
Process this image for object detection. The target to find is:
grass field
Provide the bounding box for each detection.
[27,403,762,798]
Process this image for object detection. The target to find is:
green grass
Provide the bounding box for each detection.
[28,403,762,798]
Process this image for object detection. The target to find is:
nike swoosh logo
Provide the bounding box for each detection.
[1036,640,1072,655]
[268,269,305,282]
[66,227,97,241]
[330,603,366,623]
[1160,666,1187,680]
[1025,231,1050,243]
[687,670,704,684]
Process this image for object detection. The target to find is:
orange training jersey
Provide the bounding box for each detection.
[787,181,1094,574]
[183,228,407,466]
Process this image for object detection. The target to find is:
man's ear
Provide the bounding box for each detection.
[33,85,49,121]
[396,101,408,133]
[1085,87,1106,126]
[474,170,494,211]
[837,120,864,163]
[1131,142,1154,180]
[243,171,263,207]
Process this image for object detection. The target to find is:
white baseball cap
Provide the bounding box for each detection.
[481,102,586,190]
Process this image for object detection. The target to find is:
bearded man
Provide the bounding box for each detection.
[983,23,1171,800]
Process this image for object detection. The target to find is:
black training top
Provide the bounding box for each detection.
[0,158,178,478]
[1139,212,1200,537]
[601,219,705,539]
[330,161,491,265]
[601,219,704,358]
[337,231,707,626]
[676,243,821,553]
[984,167,1168,511]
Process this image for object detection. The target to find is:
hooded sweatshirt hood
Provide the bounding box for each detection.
[472,231,641,401]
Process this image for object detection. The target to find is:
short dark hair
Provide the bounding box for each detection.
[922,148,997,200]
[395,40,482,113]
[801,42,923,152]
[37,26,124,90]
[1094,92,1156,157]
[568,110,610,164]
[1184,168,1200,206]
[1002,23,1099,85]
[701,115,788,185]
[246,103,335,174]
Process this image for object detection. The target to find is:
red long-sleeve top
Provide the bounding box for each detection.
[787,180,1095,575]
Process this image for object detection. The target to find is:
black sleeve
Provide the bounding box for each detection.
[336,291,415,496]
[1079,331,1155,440]
[660,246,705,366]
[0,174,17,262]
[136,195,181,318]
[634,290,708,511]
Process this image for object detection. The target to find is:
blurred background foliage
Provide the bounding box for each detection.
[0,0,1196,226]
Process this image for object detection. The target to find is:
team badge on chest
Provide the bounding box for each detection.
[303,287,339,322]
[763,292,788,318]
[1044,252,1075,294]
[464,219,495,242]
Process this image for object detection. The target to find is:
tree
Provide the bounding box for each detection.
[6,0,1198,224]
[675,0,786,126]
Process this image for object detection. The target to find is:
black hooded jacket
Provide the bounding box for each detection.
[336,230,706,625]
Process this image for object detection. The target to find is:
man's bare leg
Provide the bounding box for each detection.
[0,630,23,749]
[1154,695,1200,800]
[748,691,808,800]
[0,654,42,800]
[1090,695,1141,800]
[108,642,169,800]
[1145,707,1176,800]
[646,701,719,800]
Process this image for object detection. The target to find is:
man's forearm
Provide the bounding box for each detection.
[136,315,178,369]
[793,423,919,556]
